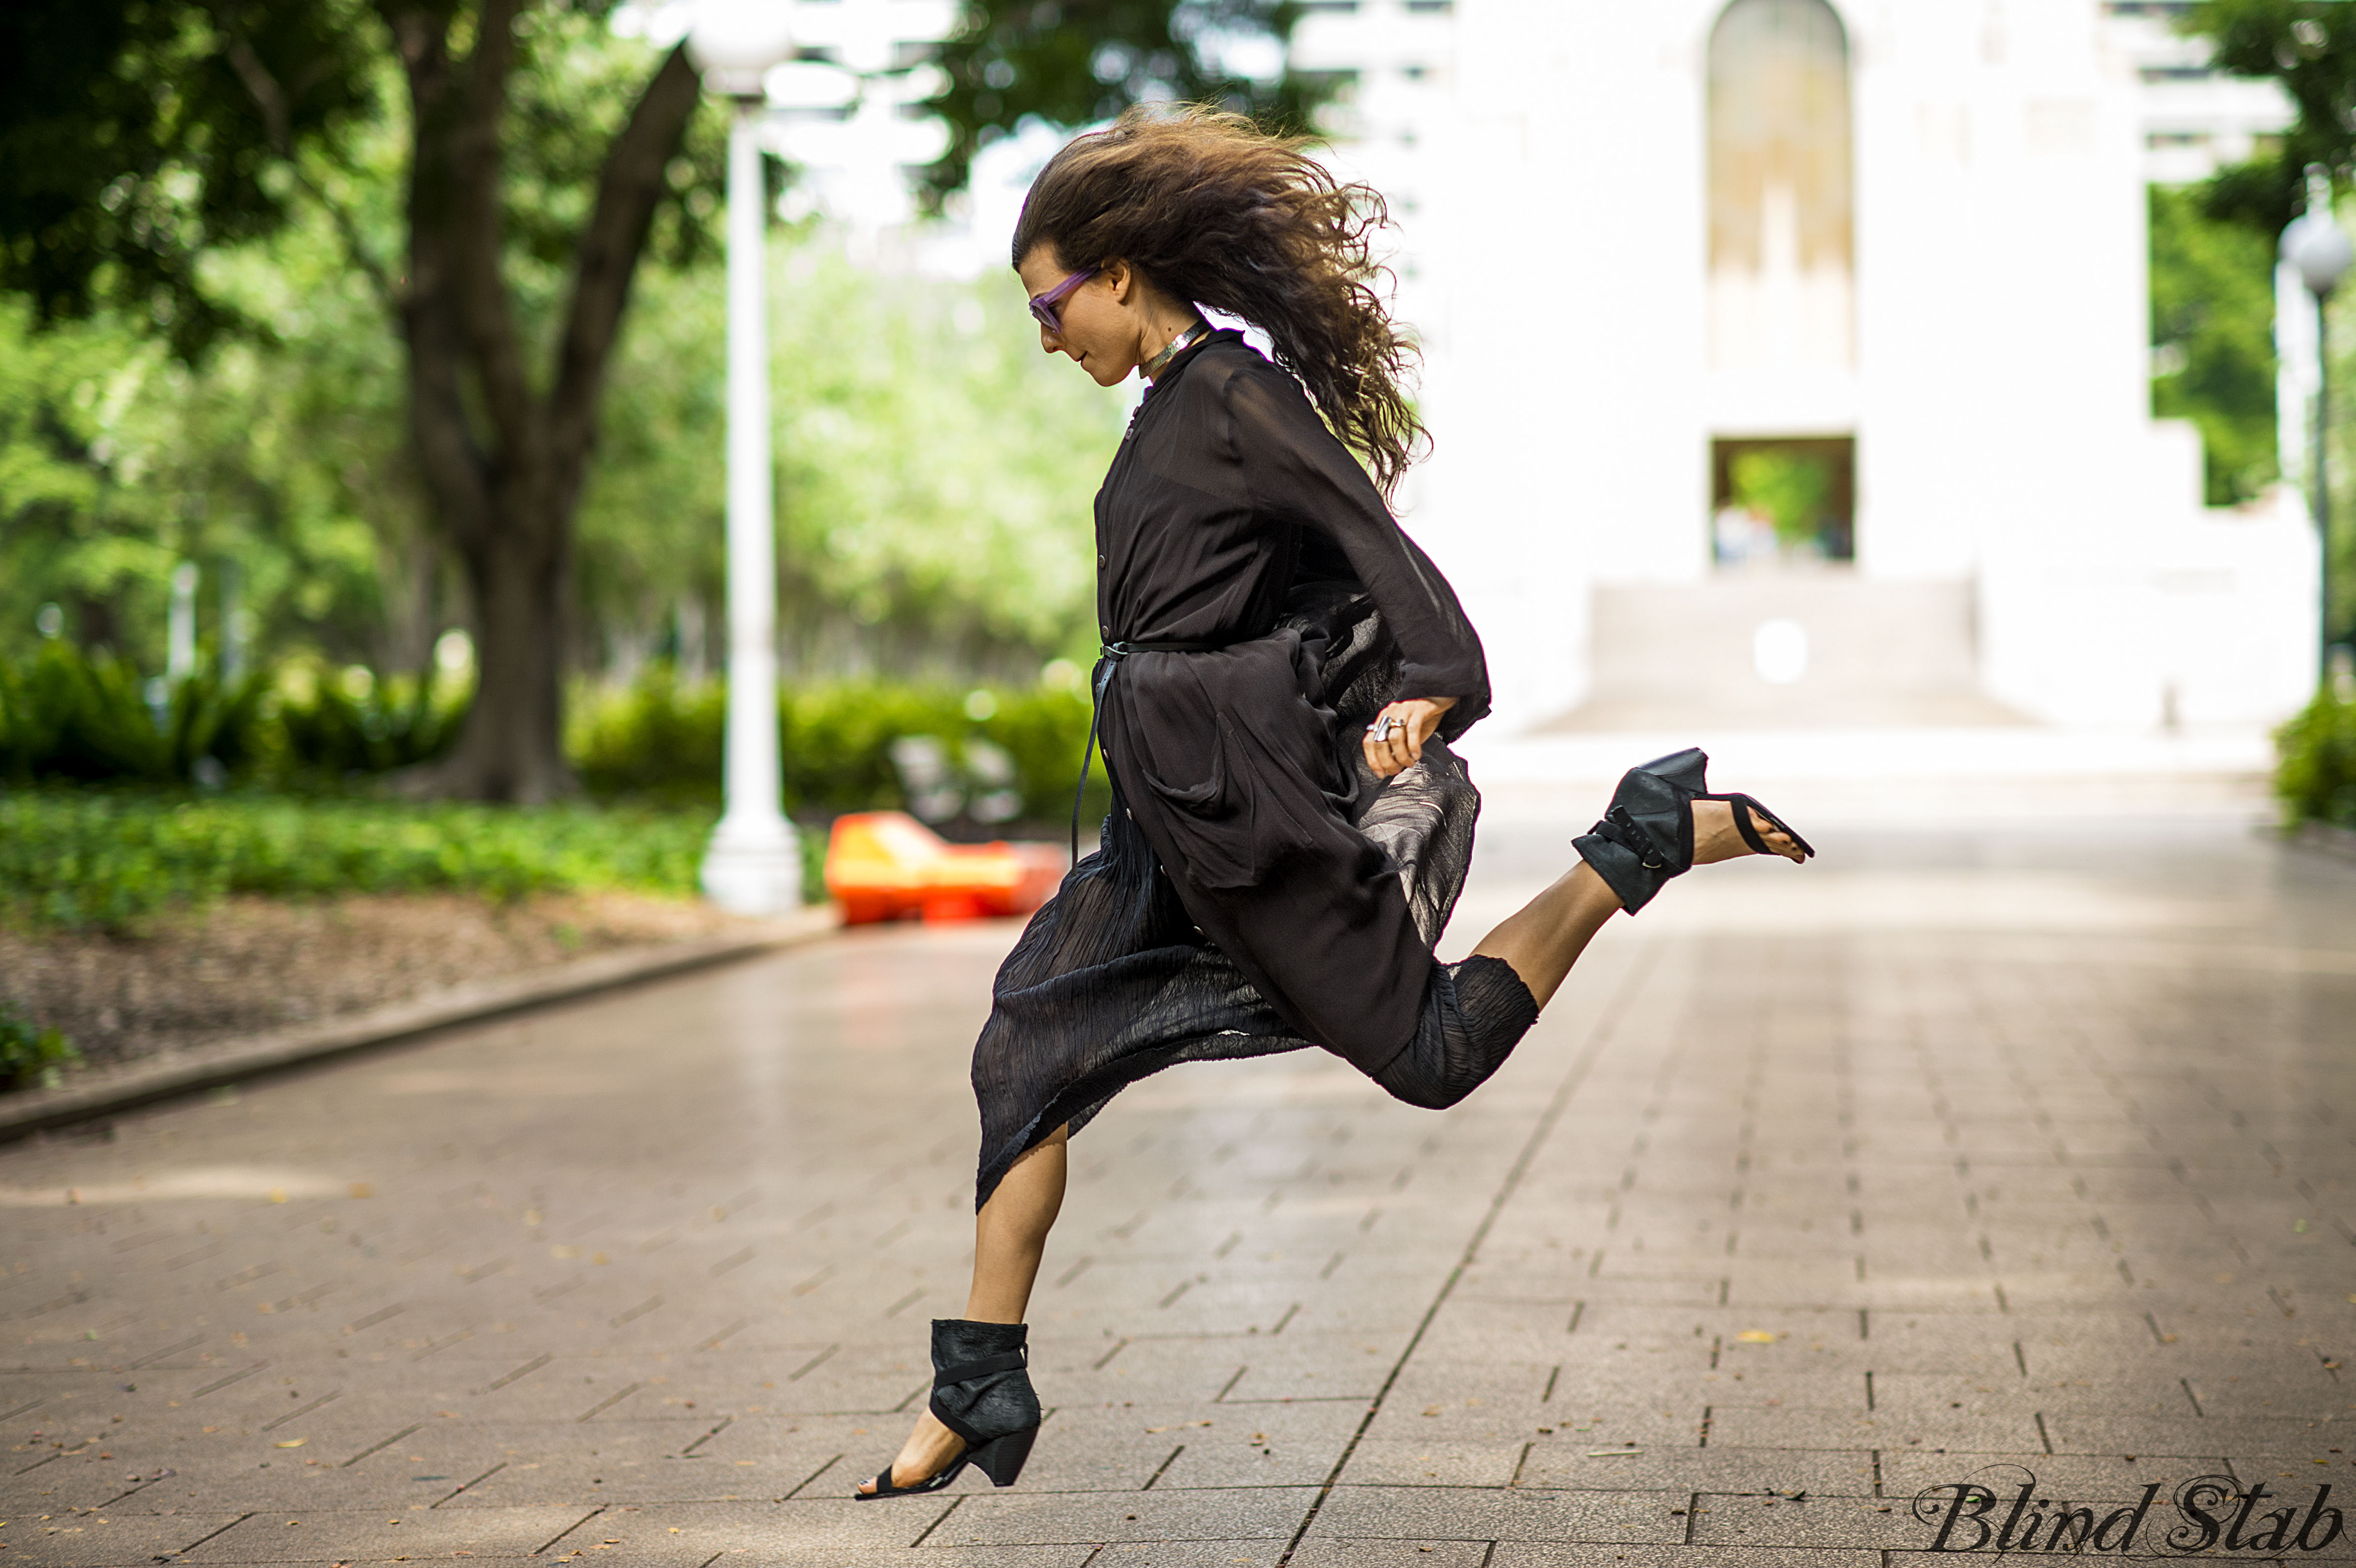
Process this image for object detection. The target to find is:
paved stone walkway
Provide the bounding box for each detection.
[2,816,2352,1565]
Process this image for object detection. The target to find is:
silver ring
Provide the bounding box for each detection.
[1372,715,1400,742]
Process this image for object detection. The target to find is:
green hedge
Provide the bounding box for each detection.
[0,792,724,933]
[0,644,1102,826]
[570,664,1105,824]
[0,641,461,787]
[0,649,1096,940]
[0,1000,77,1090]
[2276,684,2356,829]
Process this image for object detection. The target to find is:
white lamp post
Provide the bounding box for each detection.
[689,0,803,915]
[2284,163,2355,680]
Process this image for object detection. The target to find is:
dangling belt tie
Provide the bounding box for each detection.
[1071,638,1229,859]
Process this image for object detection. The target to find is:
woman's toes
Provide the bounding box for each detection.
[1738,807,1798,862]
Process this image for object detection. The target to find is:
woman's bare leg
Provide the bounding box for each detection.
[861,796,1803,1492]
[1469,861,1623,1010]
[1472,798,1804,1009]
[859,1123,1069,1493]
[966,1124,1069,1322]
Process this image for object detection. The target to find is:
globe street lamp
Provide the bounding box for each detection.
[689,0,801,914]
[2284,163,2356,680]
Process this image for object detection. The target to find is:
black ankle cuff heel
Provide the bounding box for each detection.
[1574,748,1707,913]
[1573,747,1812,915]
[927,1319,1039,1448]
[856,1318,1043,1498]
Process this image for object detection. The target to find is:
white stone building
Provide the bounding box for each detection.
[646,0,2320,736]
[1292,0,2318,735]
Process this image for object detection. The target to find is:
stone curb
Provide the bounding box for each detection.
[0,903,841,1143]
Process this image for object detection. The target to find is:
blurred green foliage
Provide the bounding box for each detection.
[0,644,266,786]
[2185,0,2356,235]
[592,245,1124,684]
[2175,1,2356,638]
[266,667,465,780]
[918,0,1329,210]
[0,0,382,358]
[0,6,1120,685]
[0,640,463,788]
[2149,184,2280,506]
[0,246,429,677]
[0,235,1121,690]
[0,792,718,935]
[2275,683,2356,829]
[1,2,1154,759]
[569,663,1108,826]
[1,641,1105,823]
[0,1000,79,1091]
[0,644,1097,933]
[1729,449,1833,550]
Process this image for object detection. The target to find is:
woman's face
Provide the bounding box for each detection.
[1017,245,1141,387]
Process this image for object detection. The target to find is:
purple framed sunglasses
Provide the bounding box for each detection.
[1028,265,1100,331]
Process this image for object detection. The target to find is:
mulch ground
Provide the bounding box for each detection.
[0,891,762,1070]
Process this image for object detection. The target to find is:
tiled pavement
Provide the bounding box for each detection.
[2,813,2353,1564]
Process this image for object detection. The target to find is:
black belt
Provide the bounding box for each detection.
[1072,638,1229,859]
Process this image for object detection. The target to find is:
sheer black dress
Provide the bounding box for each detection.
[971,330,1540,1207]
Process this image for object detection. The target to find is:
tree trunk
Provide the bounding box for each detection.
[440,485,572,801]
[377,0,701,802]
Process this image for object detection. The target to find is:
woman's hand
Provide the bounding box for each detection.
[1363,696,1458,780]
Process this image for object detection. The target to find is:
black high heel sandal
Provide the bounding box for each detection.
[856,1318,1041,1498]
[1573,747,1814,915]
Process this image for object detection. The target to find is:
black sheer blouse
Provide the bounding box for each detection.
[1094,329,1489,720]
[966,330,1499,1206]
[1092,332,1489,1056]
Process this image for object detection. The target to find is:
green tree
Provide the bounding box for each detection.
[2149,183,2280,505]
[0,203,1122,695]
[0,0,378,359]
[2185,1,2356,233]
[765,247,1125,678]
[0,0,718,801]
[918,0,1326,211]
[2183,0,2356,635]
[0,300,171,659]
[577,240,1125,687]
[1,0,1314,800]
[0,240,410,675]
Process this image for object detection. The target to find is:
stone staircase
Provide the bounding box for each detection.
[1541,568,2030,730]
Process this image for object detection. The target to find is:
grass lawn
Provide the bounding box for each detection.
[0,791,827,1077]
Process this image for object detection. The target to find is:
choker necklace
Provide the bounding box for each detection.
[1141,320,1209,379]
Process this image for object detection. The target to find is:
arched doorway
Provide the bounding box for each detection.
[1707,0,1854,374]
[1708,0,1855,564]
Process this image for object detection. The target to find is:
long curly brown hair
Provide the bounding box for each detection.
[1012,106,1426,499]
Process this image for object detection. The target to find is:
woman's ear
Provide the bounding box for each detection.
[1103,259,1133,304]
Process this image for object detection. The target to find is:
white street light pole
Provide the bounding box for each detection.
[690,2,802,915]
[2285,163,2356,682]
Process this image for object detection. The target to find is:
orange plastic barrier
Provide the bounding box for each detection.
[824,811,1068,926]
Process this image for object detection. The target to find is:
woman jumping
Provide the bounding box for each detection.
[856,107,1812,1498]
